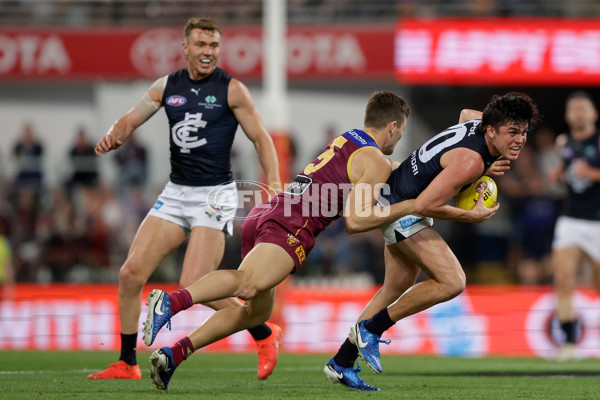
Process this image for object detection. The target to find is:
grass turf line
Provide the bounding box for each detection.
[0,351,599,399]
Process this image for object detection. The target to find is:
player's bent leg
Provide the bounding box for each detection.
[120,216,186,333]
[387,229,466,322]
[553,246,581,321]
[180,225,282,379]
[243,289,282,380]
[90,216,185,379]
[357,245,420,322]
[324,358,379,391]
[552,246,583,361]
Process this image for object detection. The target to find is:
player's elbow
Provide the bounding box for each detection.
[413,198,431,217]
[344,217,364,235]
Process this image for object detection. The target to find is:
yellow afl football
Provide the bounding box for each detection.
[456,176,497,210]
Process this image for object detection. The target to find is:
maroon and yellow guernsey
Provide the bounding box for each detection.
[241,128,382,268]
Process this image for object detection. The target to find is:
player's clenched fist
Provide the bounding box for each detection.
[95,134,123,156]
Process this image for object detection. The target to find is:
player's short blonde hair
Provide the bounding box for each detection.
[184,17,221,41]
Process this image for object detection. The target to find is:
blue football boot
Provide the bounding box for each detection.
[323,357,380,391]
[149,347,177,390]
[350,320,391,374]
[143,289,172,346]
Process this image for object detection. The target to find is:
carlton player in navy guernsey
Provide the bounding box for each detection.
[89,18,282,381]
[142,92,423,391]
[548,91,600,361]
[326,93,540,391]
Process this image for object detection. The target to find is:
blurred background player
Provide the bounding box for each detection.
[547,91,600,361]
[87,17,282,380]
[325,93,540,391]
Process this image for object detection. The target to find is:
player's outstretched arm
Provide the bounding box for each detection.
[344,148,416,234]
[95,77,163,157]
[229,79,282,192]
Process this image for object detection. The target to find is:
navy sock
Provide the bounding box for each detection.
[248,323,272,341]
[561,320,578,344]
[364,308,395,337]
[333,338,359,368]
[118,333,138,366]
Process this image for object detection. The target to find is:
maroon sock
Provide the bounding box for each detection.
[171,336,194,366]
[169,289,193,315]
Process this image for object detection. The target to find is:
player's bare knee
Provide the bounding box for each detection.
[237,287,258,301]
[119,261,146,292]
[179,275,196,289]
[445,271,466,299]
[242,304,272,326]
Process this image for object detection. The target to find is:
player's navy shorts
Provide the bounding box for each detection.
[241,201,316,272]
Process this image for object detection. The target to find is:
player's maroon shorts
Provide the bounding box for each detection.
[241,201,317,272]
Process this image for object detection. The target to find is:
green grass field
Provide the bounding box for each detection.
[1,351,599,399]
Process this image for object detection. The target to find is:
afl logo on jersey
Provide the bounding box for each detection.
[166,95,187,107]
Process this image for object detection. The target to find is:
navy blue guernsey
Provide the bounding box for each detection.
[162,67,238,186]
[560,129,600,220]
[385,120,498,204]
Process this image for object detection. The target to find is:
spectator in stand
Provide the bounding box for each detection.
[37,186,87,282]
[11,189,40,281]
[114,134,148,194]
[12,121,44,196]
[67,126,99,195]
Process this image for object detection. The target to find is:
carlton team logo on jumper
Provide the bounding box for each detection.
[172,112,208,153]
[166,95,187,106]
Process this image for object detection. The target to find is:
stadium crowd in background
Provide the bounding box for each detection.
[1,95,599,290]
[1,0,600,27]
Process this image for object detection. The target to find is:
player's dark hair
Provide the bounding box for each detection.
[184,17,221,41]
[566,90,596,107]
[478,92,540,135]
[364,91,410,130]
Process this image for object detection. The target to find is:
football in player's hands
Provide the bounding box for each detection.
[456,176,497,210]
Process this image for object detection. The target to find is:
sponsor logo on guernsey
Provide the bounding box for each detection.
[346,129,368,145]
[166,95,187,106]
[295,246,306,264]
[399,216,426,230]
[198,94,222,109]
[190,88,201,96]
[152,200,164,210]
[287,234,299,246]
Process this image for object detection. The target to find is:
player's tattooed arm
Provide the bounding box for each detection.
[95,77,164,156]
